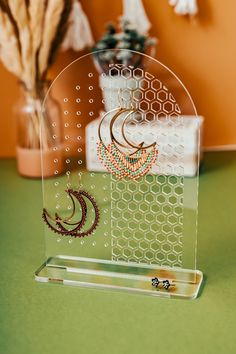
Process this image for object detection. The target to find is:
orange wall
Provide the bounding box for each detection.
[0,0,236,157]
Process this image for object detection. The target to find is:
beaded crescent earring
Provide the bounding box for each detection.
[97,90,158,180]
[42,188,100,237]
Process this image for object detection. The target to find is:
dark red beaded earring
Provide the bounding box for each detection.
[42,189,100,237]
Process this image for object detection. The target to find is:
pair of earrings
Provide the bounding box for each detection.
[42,188,100,237]
[97,92,158,180]
[151,277,175,290]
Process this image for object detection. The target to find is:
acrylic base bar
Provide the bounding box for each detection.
[35,256,203,299]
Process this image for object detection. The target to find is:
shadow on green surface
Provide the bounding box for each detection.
[200,151,236,175]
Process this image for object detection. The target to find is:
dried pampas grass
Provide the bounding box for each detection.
[0,0,93,149]
[0,0,75,91]
[47,0,72,70]
[0,10,23,78]
[8,0,33,89]
[29,0,46,83]
[0,0,94,91]
[38,0,65,77]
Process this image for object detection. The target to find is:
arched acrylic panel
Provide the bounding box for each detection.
[36,50,203,299]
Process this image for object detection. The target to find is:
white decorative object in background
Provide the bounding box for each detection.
[122,0,151,34]
[169,0,198,16]
[99,75,141,112]
[86,116,204,177]
[122,0,199,25]
[62,0,94,51]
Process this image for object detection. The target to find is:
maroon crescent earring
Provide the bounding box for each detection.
[42,188,100,238]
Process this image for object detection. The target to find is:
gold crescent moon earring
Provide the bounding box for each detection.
[97,89,158,180]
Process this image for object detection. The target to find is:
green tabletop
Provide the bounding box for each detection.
[0,152,236,354]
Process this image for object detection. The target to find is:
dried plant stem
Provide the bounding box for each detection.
[0,0,76,152]
[35,100,50,150]
[38,0,64,77]
[25,110,50,150]
[8,0,34,90]
[0,10,23,77]
[28,0,46,86]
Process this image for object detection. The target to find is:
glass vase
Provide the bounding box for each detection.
[15,82,64,178]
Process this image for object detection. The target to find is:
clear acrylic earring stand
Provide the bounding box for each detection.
[35,50,203,299]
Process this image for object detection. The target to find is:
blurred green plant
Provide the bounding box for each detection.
[92,19,157,72]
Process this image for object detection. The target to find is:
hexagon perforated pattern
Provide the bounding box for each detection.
[107,64,184,267]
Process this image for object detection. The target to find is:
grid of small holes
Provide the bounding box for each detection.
[106,64,184,267]
[47,72,111,249]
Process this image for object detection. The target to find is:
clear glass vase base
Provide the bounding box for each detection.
[35,256,203,300]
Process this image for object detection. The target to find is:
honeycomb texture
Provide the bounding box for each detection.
[107,64,184,267]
